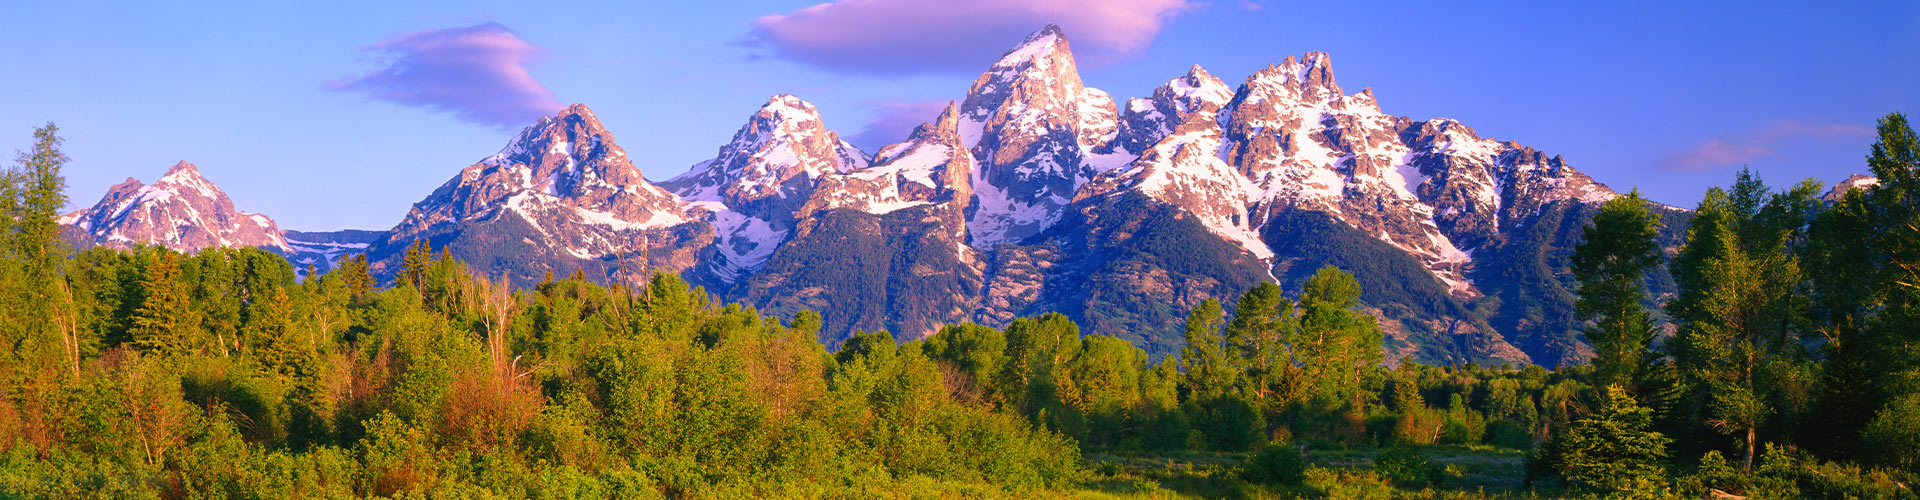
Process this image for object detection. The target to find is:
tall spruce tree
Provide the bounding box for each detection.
[1540,384,1671,493]
[13,123,67,294]
[131,251,201,356]
[1570,189,1662,391]
[1807,113,1920,465]
[1666,169,1822,471]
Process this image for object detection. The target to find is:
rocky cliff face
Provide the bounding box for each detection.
[744,102,985,339]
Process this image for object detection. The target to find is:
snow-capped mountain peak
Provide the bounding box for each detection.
[62,161,290,252]
[1824,173,1880,201]
[660,94,873,283]
[992,24,1068,69]
[394,103,683,243]
[664,94,871,208]
[958,24,1118,248]
[1112,64,1234,154]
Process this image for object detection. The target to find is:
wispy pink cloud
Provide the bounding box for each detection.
[1659,119,1873,172]
[848,100,953,150]
[745,0,1193,75]
[329,23,562,129]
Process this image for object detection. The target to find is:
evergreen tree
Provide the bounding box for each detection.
[1570,189,1662,391]
[1540,384,1671,494]
[2,123,70,374]
[11,122,67,295]
[1666,169,1821,471]
[1859,113,1920,404]
[1808,112,1920,463]
[336,253,373,304]
[131,251,201,356]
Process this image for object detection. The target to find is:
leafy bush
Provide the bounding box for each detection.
[1751,444,1914,500]
[1189,395,1264,452]
[1486,419,1533,450]
[1861,394,1920,475]
[1374,446,1440,487]
[1241,441,1308,486]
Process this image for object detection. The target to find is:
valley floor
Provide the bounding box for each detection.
[1068,446,1551,499]
[797,445,1584,500]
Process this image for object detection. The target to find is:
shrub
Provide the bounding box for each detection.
[1374,446,1439,487]
[1241,442,1308,486]
[1674,450,1749,497]
[1189,396,1264,452]
[1486,419,1533,450]
[1753,444,1913,500]
[1861,394,1920,475]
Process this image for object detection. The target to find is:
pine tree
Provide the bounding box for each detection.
[1666,169,1822,471]
[1860,113,1920,404]
[12,122,67,294]
[131,251,201,356]
[399,238,431,290]
[1541,384,1671,493]
[337,253,373,304]
[1808,113,1920,463]
[2,123,69,367]
[1570,189,1662,391]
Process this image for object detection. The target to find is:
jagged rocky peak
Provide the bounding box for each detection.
[1081,88,1272,261]
[959,23,1116,147]
[662,95,871,284]
[969,24,1076,98]
[62,160,290,252]
[1159,65,1234,114]
[1113,64,1234,154]
[1261,51,1340,97]
[665,94,870,210]
[806,101,977,217]
[484,103,649,190]
[1223,51,1378,127]
[877,101,964,163]
[958,24,1123,248]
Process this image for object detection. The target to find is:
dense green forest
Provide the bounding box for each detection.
[1,114,1918,499]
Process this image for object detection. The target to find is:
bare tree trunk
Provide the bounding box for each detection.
[54,281,80,377]
[1743,425,1756,473]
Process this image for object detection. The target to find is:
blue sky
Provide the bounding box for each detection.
[2,1,1914,230]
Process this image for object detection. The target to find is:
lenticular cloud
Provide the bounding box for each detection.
[330,23,563,130]
[746,0,1193,75]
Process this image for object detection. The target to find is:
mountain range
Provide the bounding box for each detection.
[64,25,1831,366]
